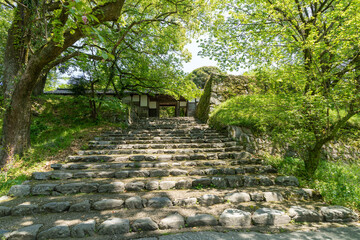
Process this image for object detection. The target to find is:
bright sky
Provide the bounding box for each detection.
[183,40,246,75]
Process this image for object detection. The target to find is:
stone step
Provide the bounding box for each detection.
[5,117,357,239]
[1,204,357,239]
[67,151,247,163]
[101,132,223,138]
[130,124,211,130]
[89,138,234,144]
[103,128,221,134]
[93,135,231,141]
[0,188,323,218]
[51,159,265,171]
[32,164,278,181]
[76,147,244,156]
[87,142,239,150]
[7,175,301,198]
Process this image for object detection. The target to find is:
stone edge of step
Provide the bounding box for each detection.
[7,175,302,198]
[1,190,321,218]
[1,206,358,240]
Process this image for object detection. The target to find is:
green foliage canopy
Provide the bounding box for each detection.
[200,0,360,175]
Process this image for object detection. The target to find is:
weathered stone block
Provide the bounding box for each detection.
[69,200,91,212]
[32,172,51,180]
[159,214,185,229]
[73,172,96,178]
[132,217,158,232]
[0,206,11,217]
[160,181,176,190]
[115,171,129,179]
[252,208,291,226]
[98,182,125,193]
[43,201,70,213]
[38,225,70,240]
[148,197,172,208]
[98,218,130,235]
[146,181,159,190]
[186,214,217,227]
[129,155,146,161]
[225,176,243,187]
[4,224,43,240]
[192,178,211,188]
[211,177,227,188]
[54,182,84,194]
[321,206,359,222]
[170,169,188,176]
[289,206,322,222]
[50,172,73,180]
[250,192,265,202]
[31,184,57,196]
[174,198,197,206]
[275,176,299,187]
[11,204,38,216]
[93,199,124,210]
[198,194,222,206]
[259,176,274,186]
[80,183,99,193]
[8,185,31,197]
[264,192,284,202]
[224,192,251,203]
[125,196,145,209]
[129,170,150,178]
[125,182,145,191]
[219,209,251,227]
[71,220,96,238]
[243,176,259,187]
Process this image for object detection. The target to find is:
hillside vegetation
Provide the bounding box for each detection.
[0,95,127,195]
[210,95,360,137]
[209,94,360,210]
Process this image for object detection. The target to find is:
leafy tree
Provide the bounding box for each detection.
[200,0,360,176]
[189,66,223,89]
[0,0,126,169]
[0,0,211,169]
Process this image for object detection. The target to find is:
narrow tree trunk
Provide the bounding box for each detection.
[304,144,322,177]
[32,73,48,96]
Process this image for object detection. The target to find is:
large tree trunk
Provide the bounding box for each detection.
[1,77,33,169]
[0,0,125,169]
[2,6,31,100]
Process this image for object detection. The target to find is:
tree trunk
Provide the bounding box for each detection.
[32,73,48,96]
[2,7,31,100]
[304,144,322,177]
[1,72,34,169]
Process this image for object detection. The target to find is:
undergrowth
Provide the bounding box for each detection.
[0,95,128,196]
[266,156,360,210]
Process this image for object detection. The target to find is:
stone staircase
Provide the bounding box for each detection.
[0,117,358,240]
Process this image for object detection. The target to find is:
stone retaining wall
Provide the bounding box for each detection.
[226,125,360,161]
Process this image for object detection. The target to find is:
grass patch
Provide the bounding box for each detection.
[209,94,360,136]
[0,95,128,196]
[266,156,360,210]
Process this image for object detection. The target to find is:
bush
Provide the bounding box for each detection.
[0,95,127,195]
